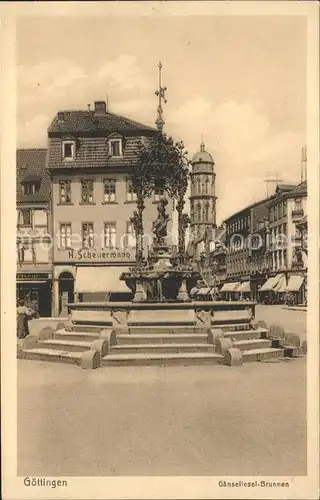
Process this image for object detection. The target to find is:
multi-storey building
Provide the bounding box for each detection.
[16,148,52,316]
[47,101,170,316]
[222,197,271,300]
[263,181,307,303]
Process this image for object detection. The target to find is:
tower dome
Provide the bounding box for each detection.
[191,141,214,166]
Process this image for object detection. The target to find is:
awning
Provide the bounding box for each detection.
[259,274,284,292]
[274,275,287,293]
[286,275,305,292]
[75,267,131,293]
[236,281,251,293]
[219,282,240,293]
[197,287,211,295]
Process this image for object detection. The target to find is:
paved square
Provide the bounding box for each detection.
[18,356,306,477]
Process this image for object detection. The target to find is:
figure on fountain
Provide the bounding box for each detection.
[152,197,170,245]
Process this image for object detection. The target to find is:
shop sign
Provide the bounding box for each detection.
[17,273,50,280]
[65,249,135,262]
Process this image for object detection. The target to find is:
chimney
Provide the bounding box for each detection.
[94,101,107,116]
[57,111,64,121]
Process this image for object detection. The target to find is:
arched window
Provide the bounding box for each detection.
[190,203,194,222]
[197,203,201,221]
[205,177,210,195]
[204,202,209,221]
[196,176,201,195]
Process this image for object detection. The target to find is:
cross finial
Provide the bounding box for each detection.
[155,61,167,131]
[200,135,205,152]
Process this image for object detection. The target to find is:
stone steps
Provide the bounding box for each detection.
[223,328,267,341]
[20,348,83,365]
[38,339,93,353]
[101,351,224,367]
[215,323,251,332]
[233,338,271,351]
[128,326,209,335]
[116,333,210,345]
[54,330,101,342]
[111,343,215,355]
[242,348,284,362]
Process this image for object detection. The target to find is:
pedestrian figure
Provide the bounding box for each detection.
[17,298,34,339]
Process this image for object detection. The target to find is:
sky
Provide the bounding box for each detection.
[17,15,306,223]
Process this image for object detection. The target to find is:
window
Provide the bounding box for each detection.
[205,177,210,195]
[82,223,94,248]
[104,222,116,248]
[34,242,49,263]
[125,221,135,248]
[59,223,72,249]
[33,210,47,227]
[274,205,278,220]
[104,179,116,203]
[294,198,302,212]
[279,202,283,218]
[283,249,288,267]
[154,179,164,202]
[204,202,209,222]
[126,178,137,202]
[59,180,72,204]
[197,203,201,221]
[22,183,36,195]
[22,243,34,263]
[109,139,122,157]
[283,201,287,216]
[196,177,201,195]
[81,180,94,204]
[62,141,75,160]
[19,209,32,226]
[278,250,282,268]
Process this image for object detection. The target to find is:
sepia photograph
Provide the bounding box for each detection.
[1,1,319,499]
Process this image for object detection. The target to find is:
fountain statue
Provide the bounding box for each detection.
[152,198,170,246]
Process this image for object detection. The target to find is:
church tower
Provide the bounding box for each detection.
[189,141,217,242]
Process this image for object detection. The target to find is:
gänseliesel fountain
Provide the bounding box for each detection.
[119,62,201,306]
[66,62,257,334]
[18,62,304,369]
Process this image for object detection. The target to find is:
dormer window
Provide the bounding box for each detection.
[62,141,75,160]
[22,182,36,195]
[109,138,122,157]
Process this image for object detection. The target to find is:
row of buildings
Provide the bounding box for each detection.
[192,149,308,304]
[17,100,307,316]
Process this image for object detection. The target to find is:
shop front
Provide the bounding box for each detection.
[53,249,136,316]
[16,272,52,317]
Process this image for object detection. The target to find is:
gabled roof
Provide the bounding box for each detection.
[48,109,157,135]
[267,180,307,206]
[288,180,307,197]
[17,149,50,204]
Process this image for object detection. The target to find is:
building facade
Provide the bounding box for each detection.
[47,101,172,316]
[16,149,52,316]
[264,181,308,303]
[222,197,271,300]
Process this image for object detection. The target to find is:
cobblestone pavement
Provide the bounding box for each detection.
[18,357,306,477]
[255,305,307,341]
